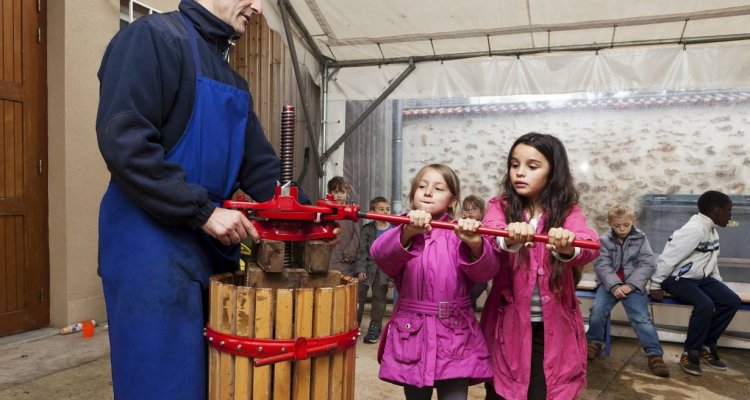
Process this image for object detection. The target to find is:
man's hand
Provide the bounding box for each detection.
[357,272,367,281]
[650,288,665,301]
[201,208,259,246]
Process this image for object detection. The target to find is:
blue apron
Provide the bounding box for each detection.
[99,14,248,399]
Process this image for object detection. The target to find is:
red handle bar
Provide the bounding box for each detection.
[360,212,600,250]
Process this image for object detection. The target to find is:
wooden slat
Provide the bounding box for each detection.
[0,101,5,195]
[13,102,22,196]
[6,215,21,310]
[252,288,274,400]
[0,217,6,312]
[219,282,237,400]
[328,284,347,399]
[3,101,13,196]
[343,277,358,399]
[208,279,222,399]
[292,288,314,400]
[1,0,11,82]
[12,0,21,83]
[311,287,333,400]
[259,18,271,139]
[234,285,255,400]
[272,289,294,400]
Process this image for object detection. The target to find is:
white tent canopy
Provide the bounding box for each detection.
[263,0,750,100]
[260,1,750,181]
[286,0,750,67]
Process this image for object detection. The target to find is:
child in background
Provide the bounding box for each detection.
[650,190,741,376]
[356,196,395,344]
[586,204,669,377]
[327,176,360,275]
[472,132,600,400]
[371,164,495,400]
[463,195,489,311]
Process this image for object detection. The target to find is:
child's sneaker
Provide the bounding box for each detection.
[587,342,602,361]
[700,345,727,370]
[363,322,381,344]
[680,350,702,376]
[647,355,670,377]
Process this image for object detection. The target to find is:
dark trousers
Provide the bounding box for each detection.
[357,281,388,329]
[661,276,741,351]
[404,378,469,400]
[469,282,488,310]
[486,322,546,400]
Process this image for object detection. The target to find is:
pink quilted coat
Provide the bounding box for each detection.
[469,197,600,400]
[370,215,495,388]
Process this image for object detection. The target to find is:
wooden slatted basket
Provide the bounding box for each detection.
[208,267,358,400]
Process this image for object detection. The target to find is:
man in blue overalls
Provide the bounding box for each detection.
[97,1,291,398]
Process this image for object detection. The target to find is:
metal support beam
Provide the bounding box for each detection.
[279,0,323,177]
[281,0,330,68]
[320,59,415,164]
[325,33,750,68]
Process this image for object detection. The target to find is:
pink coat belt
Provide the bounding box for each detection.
[397,297,472,319]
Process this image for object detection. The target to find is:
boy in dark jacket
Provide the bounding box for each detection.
[587,204,669,377]
[328,177,360,275]
[355,196,394,343]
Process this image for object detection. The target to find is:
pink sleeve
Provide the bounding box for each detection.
[482,196,508,230]
[369,225,423,278]
[460,235,502,282]
[563,205,600,266]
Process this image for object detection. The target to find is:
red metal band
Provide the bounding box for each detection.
[205,324,360,367]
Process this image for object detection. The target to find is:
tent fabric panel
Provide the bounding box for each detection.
[327,41,750,101]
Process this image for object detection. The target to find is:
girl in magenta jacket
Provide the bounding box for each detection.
[468,133,600,400]
[371,164,495,400]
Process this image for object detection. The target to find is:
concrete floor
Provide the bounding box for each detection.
[1,316,749,400]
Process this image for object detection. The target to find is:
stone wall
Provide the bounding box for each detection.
[400,91,750,232]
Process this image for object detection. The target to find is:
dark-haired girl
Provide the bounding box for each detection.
[469,133,600,400]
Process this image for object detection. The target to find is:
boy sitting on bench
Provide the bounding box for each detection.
[650,190,741,376]
[587,204,669,377]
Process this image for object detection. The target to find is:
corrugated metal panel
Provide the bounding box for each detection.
[343,101,393,211]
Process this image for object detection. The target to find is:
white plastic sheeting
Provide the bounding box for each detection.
[326,41,750,101]
[281,0,750,64]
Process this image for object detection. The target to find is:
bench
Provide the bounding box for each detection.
[576,275,750,355]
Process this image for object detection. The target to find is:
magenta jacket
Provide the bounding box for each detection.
[470,197,600,400]
[370,216,495,388]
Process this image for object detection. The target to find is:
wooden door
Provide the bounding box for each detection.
[0,0,48,336]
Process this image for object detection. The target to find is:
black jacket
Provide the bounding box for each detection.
[96,0,280,229]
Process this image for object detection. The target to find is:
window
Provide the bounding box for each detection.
[120,0,160,30]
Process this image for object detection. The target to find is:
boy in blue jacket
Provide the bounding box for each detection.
[587,204,669,377]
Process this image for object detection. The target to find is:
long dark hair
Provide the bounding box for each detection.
[502,132,579,292]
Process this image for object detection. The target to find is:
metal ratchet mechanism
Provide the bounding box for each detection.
[223,105,362,275]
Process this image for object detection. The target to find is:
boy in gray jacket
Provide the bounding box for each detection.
[355,196,394,343]
[650,191,740,376]
[587,204,669,377]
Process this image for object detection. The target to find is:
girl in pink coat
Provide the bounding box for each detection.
[468,133,600,400]
[371,164,495,400]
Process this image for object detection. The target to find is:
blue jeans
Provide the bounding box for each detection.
[661,276,741,352]
[586,285,663,356]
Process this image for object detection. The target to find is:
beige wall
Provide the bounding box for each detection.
[47,0,180,328]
